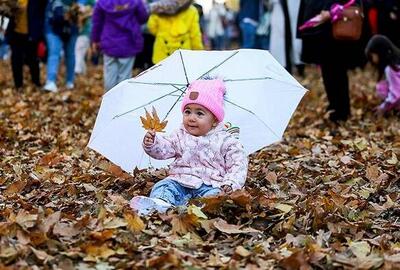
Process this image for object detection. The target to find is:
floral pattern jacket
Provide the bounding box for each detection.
[143,123,248,190]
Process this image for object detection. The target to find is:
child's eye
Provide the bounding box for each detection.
[196,111,204,116]
[184,110,191,115]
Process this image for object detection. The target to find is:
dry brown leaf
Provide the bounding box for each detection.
[89,229,114,241]
[4,180,27,196]
[53,222,80,237]
[213,219,259,234]
[83,243,116,260]
[146,251,180,268]
[140,107,168,132]
[30,247,54,262]
[38,150,64,166]
[39,211,61,233]
[15,210,38,230]
[124,212,145,233]
[171,213,200,235]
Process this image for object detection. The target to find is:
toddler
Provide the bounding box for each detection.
[130,79,248,215]
[365,35,400,115]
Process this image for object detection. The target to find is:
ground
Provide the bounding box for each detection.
[0,61,399,269]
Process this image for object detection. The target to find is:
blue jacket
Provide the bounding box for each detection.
[238,0,261,23]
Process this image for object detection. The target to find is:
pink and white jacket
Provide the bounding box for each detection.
[376,65,400,112]
[143,123,248,190]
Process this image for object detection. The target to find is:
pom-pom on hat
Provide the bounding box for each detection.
[181,79,226,122]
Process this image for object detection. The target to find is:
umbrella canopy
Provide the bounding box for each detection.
[88,49,307,172]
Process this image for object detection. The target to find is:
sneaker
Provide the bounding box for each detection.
[66,82,74,89]
[129,196,172,216]
[43,81,57,92]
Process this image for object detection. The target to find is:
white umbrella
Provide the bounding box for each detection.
[88,49,307,172]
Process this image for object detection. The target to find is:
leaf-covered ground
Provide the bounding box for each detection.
[0,61,399,270]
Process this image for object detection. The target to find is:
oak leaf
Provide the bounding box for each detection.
[140,107,168,132]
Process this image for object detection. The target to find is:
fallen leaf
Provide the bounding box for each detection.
[124,212,145,233]
[349,241,370,258]
[213,219,259,234]
[140,107,168,132]
[84,243,116,261]
[15,210,38,230]
[4,180,27,195]
[275,203,293,214]
[30,247,54,262]
[235,246,251,257]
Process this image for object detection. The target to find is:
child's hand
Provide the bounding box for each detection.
[221,185,233,194]
[143,130,156,147]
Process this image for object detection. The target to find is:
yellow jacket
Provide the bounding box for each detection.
[148,6,204,64]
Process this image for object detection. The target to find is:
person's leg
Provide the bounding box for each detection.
[240,21,257,49]
[149,179,189,206]
[103,55,119,91]
[191,183,222,199]
[320,62,350,122]
[26,40,41,87]
[116,56,134,84]
[74,35,90,74]
[10,34,25,88]
[64,34,78,87]
[44,31,62,90]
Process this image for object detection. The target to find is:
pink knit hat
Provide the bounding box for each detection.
[181,79,226,122]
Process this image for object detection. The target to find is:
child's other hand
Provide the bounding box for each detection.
[143,130,156,146]
[221,185,233,194]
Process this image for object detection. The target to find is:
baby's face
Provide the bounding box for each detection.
[183,104,217,136]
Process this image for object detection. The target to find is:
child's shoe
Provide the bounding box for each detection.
[66,82,74,89]
[43,81,58,92]
[129,196,172,215]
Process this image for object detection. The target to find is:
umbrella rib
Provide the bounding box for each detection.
[128,81,187,87]
[162,85,188,121]
[112,88,184,119]
[197,50,240,79]
[224,99,281,140]
[179,50,190,86]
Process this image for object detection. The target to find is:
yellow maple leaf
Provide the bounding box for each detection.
[140,107,168,132]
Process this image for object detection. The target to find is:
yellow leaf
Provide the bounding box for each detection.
[274,203,293,213]
[124,212,145,233]
[140,107,168,132]
[103,217,127,229]
[187,205,207,219]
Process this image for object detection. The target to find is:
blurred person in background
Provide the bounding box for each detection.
[74,0,95,75]
[255,0,271,50]
[297,0,369,122]
[0,16,10,61]
[91,0,149,92]
[147,0,203,64]
[43,0,80,92]
[238,0,262,48]
[5,0,47,90]
[207,0,225,50]
[368,0,400,48]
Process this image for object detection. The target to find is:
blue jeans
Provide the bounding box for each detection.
[45,31,78,84]
[150,178,221,206]
[239,21,257,49]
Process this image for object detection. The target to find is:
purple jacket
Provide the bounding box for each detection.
[91,0,149,58]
